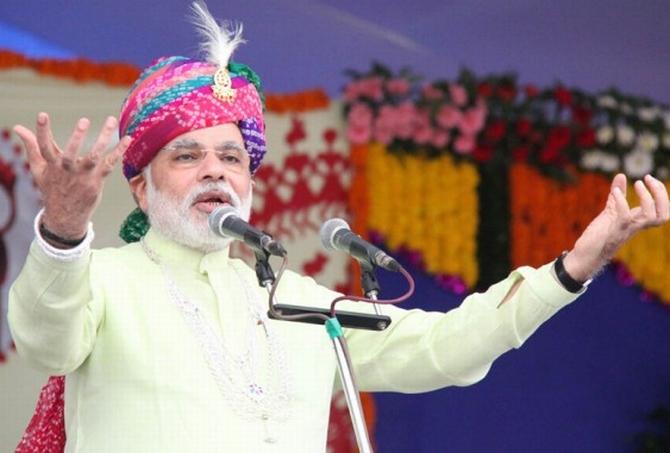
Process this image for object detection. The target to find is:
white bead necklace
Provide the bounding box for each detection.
[141,239,292,426]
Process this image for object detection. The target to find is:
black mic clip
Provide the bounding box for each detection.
[254,246,276,287]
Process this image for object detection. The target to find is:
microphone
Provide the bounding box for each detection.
[208,206,287,257]
[320,218,400,272]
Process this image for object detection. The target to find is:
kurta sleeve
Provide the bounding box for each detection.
[342,262,584,393]
[8,240,103,375]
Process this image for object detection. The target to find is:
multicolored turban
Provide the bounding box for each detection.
[119,56,266,179]
[117,1,266,242]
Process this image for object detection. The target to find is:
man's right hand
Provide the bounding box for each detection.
[13,112,131,243]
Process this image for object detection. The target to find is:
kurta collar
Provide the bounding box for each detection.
[142,228,232,274]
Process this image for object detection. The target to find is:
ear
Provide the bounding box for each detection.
[128,172,148,213]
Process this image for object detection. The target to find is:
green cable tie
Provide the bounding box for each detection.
[325,317,343,339]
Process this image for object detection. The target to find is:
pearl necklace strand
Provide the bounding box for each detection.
[141,239,292,430]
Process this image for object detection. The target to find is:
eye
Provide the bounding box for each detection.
[221,153,242,164]
[175,153,196,161]
[173,149,200,162]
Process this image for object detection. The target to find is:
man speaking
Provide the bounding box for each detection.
[8,2,669,452]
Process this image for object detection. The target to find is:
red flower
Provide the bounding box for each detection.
[571,106,592,128]
[485,119,507,142]
[554,86,572,107]
[497,84,517,103]
[539,146,561,164]
[576,129,596,148]
[512,145,530,161]
[516,119,532,137]
[546,125,571,151]
[524,84,540,98]
[477,82,494,98]
[472,144,495,163]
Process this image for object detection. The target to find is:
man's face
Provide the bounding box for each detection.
[130,123,254,251]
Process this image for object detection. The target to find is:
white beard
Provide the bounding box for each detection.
[145,170,253,253]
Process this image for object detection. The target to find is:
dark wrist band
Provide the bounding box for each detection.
[553,252,585,293]
[39,223,86,247]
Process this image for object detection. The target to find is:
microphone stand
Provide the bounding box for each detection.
[253,250,375,453]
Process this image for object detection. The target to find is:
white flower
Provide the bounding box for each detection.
[581,150,620,172]
[663,133,670,149]
[616,124,636,146]
[597,95,617,109]
[636,131,659,152]
[623,149,654,178]
[620,103,633,115]
[663,110,670,129]
[581,150,604,170]
[600,154,620,172]
[638,107,658,122]
[596,126,614,144]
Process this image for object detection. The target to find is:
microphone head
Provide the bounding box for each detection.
[208,205,241,237]
[319,218,351,251]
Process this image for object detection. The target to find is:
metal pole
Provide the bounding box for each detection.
[325,318,373,453]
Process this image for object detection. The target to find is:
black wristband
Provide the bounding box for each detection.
[553,252,585,293]
[39,223,86,247]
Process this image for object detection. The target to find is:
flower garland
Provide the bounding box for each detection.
[265,89,329,113]
[0,49,329,114]
[344,64,670,181]
[510,163,670,306]
[344,63,670,305]
[364,144,479,288]
[509,163,610,268]
[0,49,140,86]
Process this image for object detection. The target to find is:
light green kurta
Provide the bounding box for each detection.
[9,229,581,452]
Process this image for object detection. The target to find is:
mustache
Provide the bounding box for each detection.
[184,181,242,208]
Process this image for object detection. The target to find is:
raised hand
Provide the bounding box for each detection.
[564,173,670,282]
[13,112,131,243]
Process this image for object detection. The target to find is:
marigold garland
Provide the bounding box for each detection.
[364,144,479,287]
[510,163,670,306]
[0,49,140,86]
[265,89,330,113]
[0,49,329,113]
[617,181,670,305]
[509,163,609,268]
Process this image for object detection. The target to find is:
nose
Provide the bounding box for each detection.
[196,150,228,182]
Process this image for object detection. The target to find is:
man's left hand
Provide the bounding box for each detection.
[563,173,669,282]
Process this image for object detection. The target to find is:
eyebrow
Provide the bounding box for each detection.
[165,139,247,155]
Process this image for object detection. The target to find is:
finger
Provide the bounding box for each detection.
[633,179,656,221]
[611,173,627,197]
[645,175,670,221]
[99,135,131,176]
[611,186,630,219]
[89,116,118,162]
[63,118,91,165]
[13,125,47,176]
[35,113,58,163]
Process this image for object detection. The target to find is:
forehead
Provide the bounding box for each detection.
[164,123,245,148]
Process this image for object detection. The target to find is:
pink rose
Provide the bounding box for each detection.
[373,105,397,145]
[431,130,450,148]
[395,102,416,139]
[386,78,411,96]
[437,105,462,129]
[346,103,373,144]
[413,111,433,144]
[344,83,360,102]
[454,134,476,154]
[449,84,468,107]
[373,115,395,145]
[359,77,384,101]
[421,84,443,101]
[459,105,487,135]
